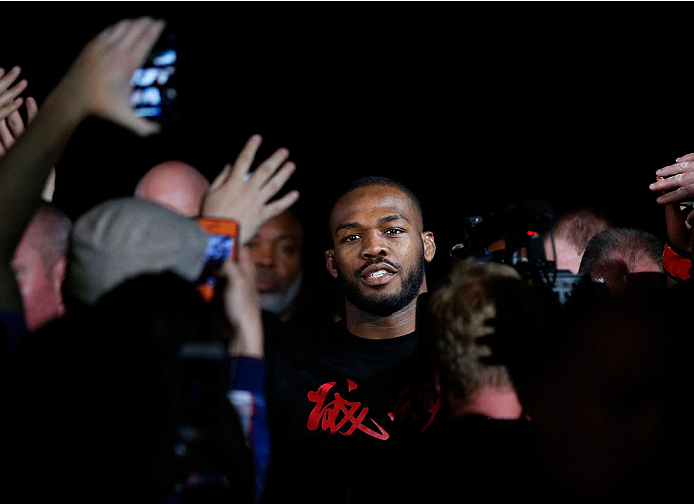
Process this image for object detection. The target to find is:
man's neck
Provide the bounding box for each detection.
[345,300,418,339]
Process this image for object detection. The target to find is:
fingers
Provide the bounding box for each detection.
[650,170,694,193]
[248,147,291,190]
[0,67,28,124]
[0,66,22,94]
[260,189,301,222]
[656,160,694,179]
[25,97,38,124]
[0,81,27,106]
[121,17,166,64]
[258,160,297,203]
[230,134,263,181]
[116,113,161,137]
[0,97,23,122]
[95,18,132,47]
[93,17,165,65]
[209,164,233,192]
[6,109,25,138]
[0,119,15,149]
[657,185,694,205]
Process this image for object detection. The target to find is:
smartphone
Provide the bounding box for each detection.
[130,27,178,124]
[196,219,239,302]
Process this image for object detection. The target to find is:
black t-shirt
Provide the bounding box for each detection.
[263,317,441,503]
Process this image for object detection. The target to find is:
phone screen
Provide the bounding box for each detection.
[130,28,178,124]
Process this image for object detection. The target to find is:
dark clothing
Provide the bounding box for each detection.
[390,415,539,503]
[263,318,441,503]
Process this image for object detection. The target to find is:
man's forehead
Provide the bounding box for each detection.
[259,212,302,237]
[330,185,421,229]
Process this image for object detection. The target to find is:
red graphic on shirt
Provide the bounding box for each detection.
[388,379,441,433]
[307,380,390,440]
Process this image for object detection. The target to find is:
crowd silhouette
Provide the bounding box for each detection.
[1,12,693,504]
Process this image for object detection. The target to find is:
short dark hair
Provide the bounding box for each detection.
[328,176,424,240]
[579,227,664,276]
[546,207,612,254]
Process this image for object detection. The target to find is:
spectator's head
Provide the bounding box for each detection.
[246,211,303,321]
[325,177,436,318]
[579,227,664,295]
[426,258,545,420]
[543,207,612,274]
[135,160,210,217]
[65,197,209,307]
[11,202,72,331]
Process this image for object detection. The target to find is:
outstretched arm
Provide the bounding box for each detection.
[650,153,694,252]
[202,134,300,246]
[0,17,165,315]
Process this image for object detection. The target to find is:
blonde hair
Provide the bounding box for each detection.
[427,259,523,398]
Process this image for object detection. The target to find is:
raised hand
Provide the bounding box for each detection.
[650,153,694,252]
[0,18,167,315]
[202,134,300,245]
[0,66,27,120]
[0,67,31,157]
[651,153,694,205]
[54,17,166,136]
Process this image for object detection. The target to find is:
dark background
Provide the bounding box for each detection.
[2,2,693,289]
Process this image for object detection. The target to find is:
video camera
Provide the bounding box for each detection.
[450,200,592,308]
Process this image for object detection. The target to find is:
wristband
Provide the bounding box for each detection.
[662,242,692,281]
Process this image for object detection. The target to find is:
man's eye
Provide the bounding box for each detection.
[385,228,404,235]
[342,234,361,243]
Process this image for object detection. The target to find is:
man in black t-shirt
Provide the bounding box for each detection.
[264,177,439,503]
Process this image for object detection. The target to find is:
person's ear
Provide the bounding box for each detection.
[325,249,339,279]
[422,231,436,263]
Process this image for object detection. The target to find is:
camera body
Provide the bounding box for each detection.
[452,200,592,308]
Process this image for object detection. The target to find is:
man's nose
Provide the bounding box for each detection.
[360,231,388,258]
[253,243,276,266]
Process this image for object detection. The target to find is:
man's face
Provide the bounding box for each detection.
[325,185,435,317]
[11,232,65,332]
[246,212,303,316]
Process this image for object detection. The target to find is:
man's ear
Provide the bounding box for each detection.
[422,231,436,263]
[325,249,339,279]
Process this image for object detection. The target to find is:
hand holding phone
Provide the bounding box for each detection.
[130,27,178,124]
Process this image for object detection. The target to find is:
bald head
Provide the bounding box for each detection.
[11,203,72,331]
[135,160,210,217]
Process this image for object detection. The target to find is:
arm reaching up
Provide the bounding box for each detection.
[0,17,165,315]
